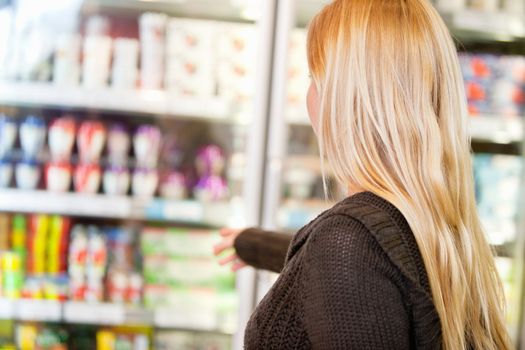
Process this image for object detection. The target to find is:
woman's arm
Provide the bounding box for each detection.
[234,228,292,273]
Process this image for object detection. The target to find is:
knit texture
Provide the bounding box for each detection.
[235,228,290,273]
[240,191,442,349]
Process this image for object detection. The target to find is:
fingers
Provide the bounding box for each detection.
[218,253,238,266]
[232,261,247,272]
[219,228,232,237]
[219,227,243,237]
[213,239,232,255]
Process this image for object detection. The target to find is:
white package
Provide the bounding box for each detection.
[166,18,217,57]
[82,35,112,88]
[139,12,167,90]
[165,54,215,96]
[217,22,256,60]
[112,38,139,89]
[53,34,81,86]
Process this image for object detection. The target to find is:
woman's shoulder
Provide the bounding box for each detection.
[305,192,426,286]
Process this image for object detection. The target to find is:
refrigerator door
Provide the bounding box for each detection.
[0,1,276,349]
[260,0,525,347]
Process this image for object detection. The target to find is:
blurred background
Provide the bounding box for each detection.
[0,0,523,349]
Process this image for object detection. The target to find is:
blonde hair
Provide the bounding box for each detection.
[307,1,512,349]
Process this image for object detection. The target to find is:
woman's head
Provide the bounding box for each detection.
[306,1,512,349]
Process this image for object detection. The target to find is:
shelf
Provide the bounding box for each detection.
[0,299,233,333]
[0,299,61,323]
[0,82,239,123]
[287,112,523,144]
[83,0,257,23]
[63,301,153,326]
[440,9,525,42]
[0,189,232,226]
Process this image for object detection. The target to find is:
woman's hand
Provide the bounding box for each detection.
[213,228,247,272]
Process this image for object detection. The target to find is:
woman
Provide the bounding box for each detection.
[214,0,511,349]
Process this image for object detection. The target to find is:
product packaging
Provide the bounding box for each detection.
[77,120,107,163]
[15,160,41,190]
[48,117,76,161]
[53,34,81,86]
[0,159,13,188]
[46,162,72,192]
[20,116,46,160]
[112,38,139,89]
[0,116,17,159]
[139,13,168,89]
[103,166,130,196]
[74,163,102,194]
[83,35,112,88]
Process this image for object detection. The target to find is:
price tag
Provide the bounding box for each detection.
[16,300,61,322]
[63,302,124,325]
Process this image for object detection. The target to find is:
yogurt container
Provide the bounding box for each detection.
[77,121,106,163]
[132,167,158,198]
[107,123,130,164]
[160,171,186,200]
[46,161,72,192]
[194,174,228,202]
[0,116,17,159]
[20,116,46,159]
[133,125,161,168]
[49,117,76,161]
[15,160,41,190]
[103,165,130,196]
[74,163,102,194]
[196,144,226,176]
[0,159,13,188]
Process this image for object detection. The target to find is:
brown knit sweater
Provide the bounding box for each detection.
[234,191,442,349]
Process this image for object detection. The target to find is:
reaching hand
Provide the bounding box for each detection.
[213,227,247,272]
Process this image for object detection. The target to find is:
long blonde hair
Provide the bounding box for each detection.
[307,1,512,349]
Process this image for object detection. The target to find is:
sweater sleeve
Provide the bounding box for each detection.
[233,228,292,273]
[302,214,411,349]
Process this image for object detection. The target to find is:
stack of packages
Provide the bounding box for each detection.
[141,227,236,331]
[68,225,143,304]
[0,214,70,300]
[459,53,525,117]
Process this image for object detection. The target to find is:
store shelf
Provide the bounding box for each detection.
[440,10,525,42]
[287,112,524,144]
[0,189,231,226]
[468,115,523,144]
[0,82,237,123]
[0,189,132,219]
[0,299,61,322]
[0,299,233,333]
[63,301,154,326]
[83,0,257,22]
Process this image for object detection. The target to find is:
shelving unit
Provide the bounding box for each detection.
[287,111,524,144]
[0,189,233,227]
[0,82,240,123]
[440,9,525,42]
[0,298,233,334]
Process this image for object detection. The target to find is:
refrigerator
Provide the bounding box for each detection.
[0,0,276,349]
[257,0,525,348]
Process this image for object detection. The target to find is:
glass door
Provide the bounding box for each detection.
[0,1,275,349]
[260,0,525,347]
